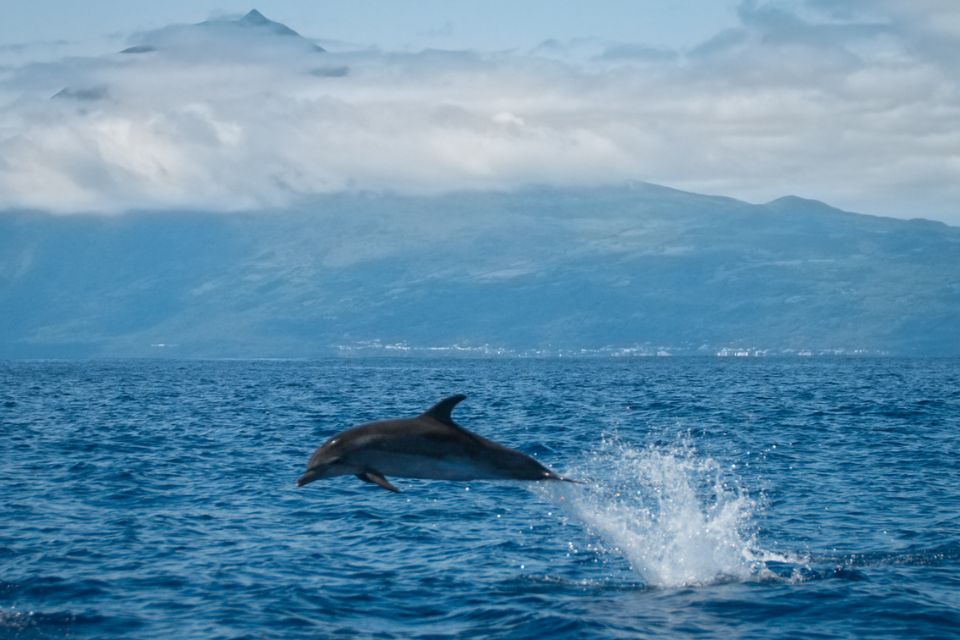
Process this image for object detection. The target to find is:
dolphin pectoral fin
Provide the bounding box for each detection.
[357,470,401,493]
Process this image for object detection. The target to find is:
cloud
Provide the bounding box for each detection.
[0,3,958,223]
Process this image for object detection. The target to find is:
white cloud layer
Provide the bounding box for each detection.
[1,2,959,222]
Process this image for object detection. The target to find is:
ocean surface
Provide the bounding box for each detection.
[1,358,958,639]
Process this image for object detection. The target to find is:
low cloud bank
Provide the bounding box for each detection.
[1,2,958,222]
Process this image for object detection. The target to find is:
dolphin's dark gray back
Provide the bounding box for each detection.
[297,394,570,491]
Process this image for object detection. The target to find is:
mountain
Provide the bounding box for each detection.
[1,184,958,358]
[233,9,304,38]
[119,9,324,58]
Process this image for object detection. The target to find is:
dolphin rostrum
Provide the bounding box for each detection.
[296,394,571,492]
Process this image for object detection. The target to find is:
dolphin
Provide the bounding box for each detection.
[296,394,571,492]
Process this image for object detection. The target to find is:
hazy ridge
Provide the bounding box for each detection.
[2,184,957,358]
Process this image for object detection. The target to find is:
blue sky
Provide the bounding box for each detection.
[1,1,738,53]
[1,1,959,223]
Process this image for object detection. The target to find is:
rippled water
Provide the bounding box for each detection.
[1,358,958,638]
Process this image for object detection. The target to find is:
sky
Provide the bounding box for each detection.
[1,0,959,224]
[0,1,738,55]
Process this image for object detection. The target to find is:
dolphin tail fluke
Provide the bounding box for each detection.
[357,470,401,493]
[545,470,581,483]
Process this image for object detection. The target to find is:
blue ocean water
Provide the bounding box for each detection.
[1,358,958,639]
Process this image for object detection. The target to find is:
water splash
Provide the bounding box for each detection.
[549,437,769,588]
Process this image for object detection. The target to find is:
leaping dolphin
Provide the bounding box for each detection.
[296,394,571,492]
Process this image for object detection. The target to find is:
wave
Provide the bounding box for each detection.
[0,607,105,633]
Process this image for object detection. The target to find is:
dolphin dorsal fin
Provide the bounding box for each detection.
[424,394,466,426]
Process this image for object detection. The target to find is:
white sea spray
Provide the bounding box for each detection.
[545,436,772,588]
